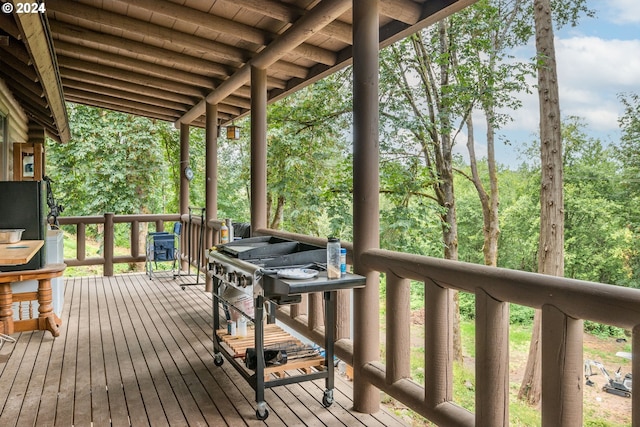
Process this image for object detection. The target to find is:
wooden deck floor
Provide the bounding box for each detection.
[0,272,407,427]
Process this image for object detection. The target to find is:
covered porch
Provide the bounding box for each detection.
[1,0,640,426]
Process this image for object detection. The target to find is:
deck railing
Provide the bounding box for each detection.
[256,228,640,427]
[57,213,220,278]
[55,214,639,426]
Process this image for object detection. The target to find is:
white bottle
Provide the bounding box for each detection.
[220,223,229,244]
[326,237,341,279]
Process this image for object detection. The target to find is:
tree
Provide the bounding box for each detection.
[46,104,168,217]
[265,72,352,236]
[518,0,565,405]
[616,93,640,287]
[449,0,534,266]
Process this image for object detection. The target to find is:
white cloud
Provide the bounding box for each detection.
[598,0,640,24]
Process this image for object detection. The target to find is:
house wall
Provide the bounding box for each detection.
[0,78,29,181]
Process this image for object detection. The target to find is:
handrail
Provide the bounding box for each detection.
[58,213,199,276]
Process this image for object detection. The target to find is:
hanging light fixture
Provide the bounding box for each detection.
[226,123,241,140]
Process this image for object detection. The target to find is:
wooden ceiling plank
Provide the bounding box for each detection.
[61,72,197,106]
[0,72,47,108]
[179,0,351,124]
[46,0,248,65]
[65,88,183,118]
[0,38,32,67]
[54,40,217,89]
[58,57,206,99]
[13,12,70,141]
[0,13,21,40]
[63,79,190,112]
[0,48,39,82]
[65,96,181,123]
[50,21,230,77]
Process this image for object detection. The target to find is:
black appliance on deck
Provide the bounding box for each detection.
[0,181,47,271]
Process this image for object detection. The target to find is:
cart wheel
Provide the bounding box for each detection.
[322,389,334,407]
[256,402,269,420]
[214,354,224,367]
[625,392,631,398]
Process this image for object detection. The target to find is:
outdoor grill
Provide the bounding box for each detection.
[208,236,365,420]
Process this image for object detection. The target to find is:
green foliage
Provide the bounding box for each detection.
[583,321,626,339]
[46,104,169,216]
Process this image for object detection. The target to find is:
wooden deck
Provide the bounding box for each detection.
[0,272,407,427]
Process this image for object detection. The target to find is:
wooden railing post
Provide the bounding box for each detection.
[104,212,114,276]
[541,304,583,427]
[77,223,86,262]
[131,220,140,259]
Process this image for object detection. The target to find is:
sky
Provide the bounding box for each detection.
[462,0,640,168]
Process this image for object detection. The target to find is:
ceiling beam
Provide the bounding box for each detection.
[62,74,193,105]
[0,13,21,40]
[46,0,310,78]
[178,0,351,125]
[58,57,207,99]
[220,0,353,45]
[50,21,230,78]
[0,49,39,82]
[13,12,70,141]
[65,88,184,119]
[117,0,336,66]
[63,80,190,112]
[53,40,217,89]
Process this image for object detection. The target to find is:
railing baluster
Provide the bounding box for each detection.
[633,325,640,427]
[541,304,583,427]
[424,279,453,408]
[476,288,509,426]
[386,271,410,384]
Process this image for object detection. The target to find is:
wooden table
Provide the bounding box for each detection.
[0,263,66,337]
[0,240,44,265]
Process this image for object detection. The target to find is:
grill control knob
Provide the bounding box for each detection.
[226,271,237,284]
[238,275,252,288]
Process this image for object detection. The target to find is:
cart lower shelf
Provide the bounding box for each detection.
[216,323,326,381]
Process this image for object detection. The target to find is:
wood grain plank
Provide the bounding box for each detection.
[34,274,74,426]
[95,276,129,426]
[55,275,82,426]
[102,275,151,427]
[110,275,169,426]
[88,275,111,425]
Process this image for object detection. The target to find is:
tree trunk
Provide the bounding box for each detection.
[466,113,500,267]
[518,0,565,405]
[269,194,285,229]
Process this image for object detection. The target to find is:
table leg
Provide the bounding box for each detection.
[37,278,60,337]
[0,283,14,335]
